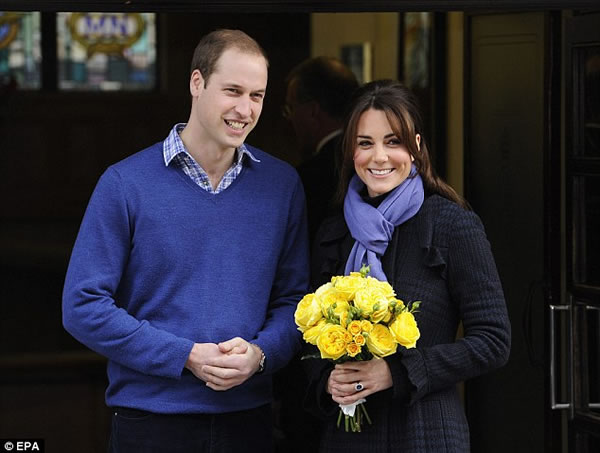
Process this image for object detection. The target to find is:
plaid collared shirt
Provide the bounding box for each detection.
[163,123,260,194]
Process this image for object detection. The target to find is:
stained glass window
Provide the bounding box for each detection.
[0,12,41,90]
[57,13,156,91]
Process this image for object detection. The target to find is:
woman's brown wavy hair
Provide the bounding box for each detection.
[335,80,469,210]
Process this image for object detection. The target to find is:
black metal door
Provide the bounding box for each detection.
[551,12,600,452]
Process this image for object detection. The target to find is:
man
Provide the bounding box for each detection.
[274,56,357,453]
[63,29,309,453]
[283,56,358,242]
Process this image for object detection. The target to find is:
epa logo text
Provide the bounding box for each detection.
[2,440,44,452]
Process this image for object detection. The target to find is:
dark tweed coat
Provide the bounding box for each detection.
[303,194,511,453]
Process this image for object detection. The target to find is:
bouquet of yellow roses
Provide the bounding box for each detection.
[294,265,421,432]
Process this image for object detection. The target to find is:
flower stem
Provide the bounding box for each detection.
[360,403,372,425]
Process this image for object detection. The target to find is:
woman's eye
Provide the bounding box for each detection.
[357,140,372,147]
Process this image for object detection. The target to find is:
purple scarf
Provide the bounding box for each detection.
[343,169,424,281]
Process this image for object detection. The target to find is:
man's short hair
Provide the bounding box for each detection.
[287,56,359,120]
[190,29,268,85]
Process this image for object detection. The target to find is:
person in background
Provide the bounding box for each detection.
[283,56,359,243]
[62,29,309,453]
[304,80,511,452]
[273,56,358,453]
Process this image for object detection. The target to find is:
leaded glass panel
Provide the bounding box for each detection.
[0,12,41,90]
[57,12,156,91]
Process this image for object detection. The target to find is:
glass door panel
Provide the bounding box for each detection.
[582,46,600,157]
[572,175,600,288]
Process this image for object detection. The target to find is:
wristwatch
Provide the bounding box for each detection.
[254,345,266,373]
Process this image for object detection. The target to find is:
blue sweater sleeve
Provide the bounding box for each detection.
[252,176,309,373]
[62,168,194,379]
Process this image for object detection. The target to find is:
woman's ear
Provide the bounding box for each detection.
[411,134,421,162]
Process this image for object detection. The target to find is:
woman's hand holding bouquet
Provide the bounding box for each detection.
[294,265,421,432]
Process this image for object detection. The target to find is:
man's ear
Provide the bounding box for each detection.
[190,69,204,97]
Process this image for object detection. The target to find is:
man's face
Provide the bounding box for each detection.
[191,48,268,153]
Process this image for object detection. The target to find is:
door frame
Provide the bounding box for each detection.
[552,10,600,453]
[1,0,600,13]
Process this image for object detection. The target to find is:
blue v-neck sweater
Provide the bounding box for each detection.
[62,141,309,414]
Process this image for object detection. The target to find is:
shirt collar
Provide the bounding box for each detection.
[163,123,260,166]
[315,129,342,156]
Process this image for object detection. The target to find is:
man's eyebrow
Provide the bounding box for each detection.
[222,82,266,93]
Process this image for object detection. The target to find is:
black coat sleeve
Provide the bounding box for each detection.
[395,206,511,404]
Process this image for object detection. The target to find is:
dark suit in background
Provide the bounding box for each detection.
[297,131,342,243]
[275,57,358,453]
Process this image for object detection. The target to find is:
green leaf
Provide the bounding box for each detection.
[359,264,370,278]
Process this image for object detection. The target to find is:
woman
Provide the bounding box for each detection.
[304,80,511,452]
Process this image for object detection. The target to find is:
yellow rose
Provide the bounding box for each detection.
[303,319,327,345]
[354,333,366,346]
[316,284,350,317]
[317,324,350,360]
[391,298,406,312]
[333,300,351,322]
[294,293,323,332]
[354,287,389,321]
[314,283,333,309]
[315,281,334,294]
[370,302,392,324]
[366,324,398,358]
[343,330,353,343]
[347,320,363,336]
[389,312,420,349]
[360,320,373,333]
[332,273,367,300]
[366,277,396,299]
[346,342,361,357]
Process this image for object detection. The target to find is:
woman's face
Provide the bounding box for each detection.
[353,108,419,198]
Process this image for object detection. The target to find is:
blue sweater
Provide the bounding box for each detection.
[62,141,309,414]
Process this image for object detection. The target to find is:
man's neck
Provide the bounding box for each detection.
[179,124,236,190]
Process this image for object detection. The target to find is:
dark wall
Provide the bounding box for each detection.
[0,12,309,453]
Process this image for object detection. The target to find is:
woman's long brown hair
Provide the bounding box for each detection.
[335,80,469,210]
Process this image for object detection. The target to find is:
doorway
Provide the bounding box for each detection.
[550,11,600,452]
